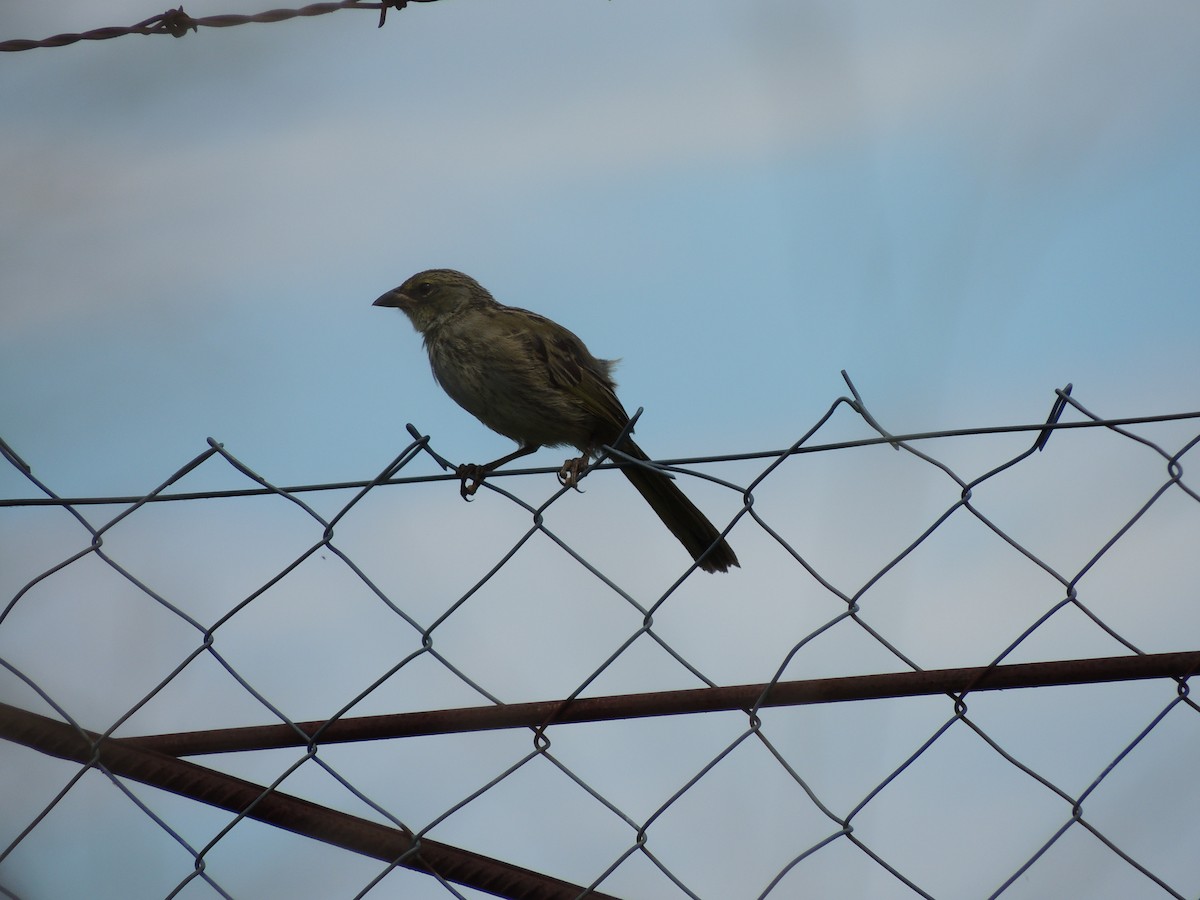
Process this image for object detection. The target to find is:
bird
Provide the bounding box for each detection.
[373,269,739,573]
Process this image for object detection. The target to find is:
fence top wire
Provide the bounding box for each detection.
[3,407,1197,509]
[2,374,1199,900]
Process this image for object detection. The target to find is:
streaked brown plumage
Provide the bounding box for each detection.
[373,269,738,573]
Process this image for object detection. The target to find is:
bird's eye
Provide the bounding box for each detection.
[415,281,434,297]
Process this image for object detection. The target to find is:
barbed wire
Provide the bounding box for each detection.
[0,0,439,53]
[2,374,1198,898]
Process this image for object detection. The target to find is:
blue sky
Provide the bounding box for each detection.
[2,3,1199,898]
[3,1,1197,494]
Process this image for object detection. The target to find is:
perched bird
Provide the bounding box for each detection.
[373,269,739,573]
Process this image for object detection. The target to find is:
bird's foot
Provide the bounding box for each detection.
[557,456,589,492]
[455,463,488,500]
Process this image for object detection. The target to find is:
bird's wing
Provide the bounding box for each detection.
[501,307,630,433]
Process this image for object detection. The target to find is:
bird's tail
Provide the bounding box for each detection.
[615,439,739,574]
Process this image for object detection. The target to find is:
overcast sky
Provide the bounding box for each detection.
[2,3,1199,899]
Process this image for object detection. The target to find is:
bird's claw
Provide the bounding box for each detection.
[557,456,588,492]
[456,463,487,500]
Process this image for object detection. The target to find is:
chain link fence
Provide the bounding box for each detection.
[2,376,1199,899]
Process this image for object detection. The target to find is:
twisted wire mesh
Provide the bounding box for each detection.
[2,377,1199,899]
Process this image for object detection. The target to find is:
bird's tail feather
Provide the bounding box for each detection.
[615,439,739,574]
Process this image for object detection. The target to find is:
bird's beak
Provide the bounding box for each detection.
[372,289,406,309]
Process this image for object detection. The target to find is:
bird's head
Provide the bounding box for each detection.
[372,269,491,333]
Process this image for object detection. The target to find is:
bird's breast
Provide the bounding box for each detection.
[426,330,594,450]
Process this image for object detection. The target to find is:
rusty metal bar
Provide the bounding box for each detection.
[119,650,1200,758]
[0,702,621,900]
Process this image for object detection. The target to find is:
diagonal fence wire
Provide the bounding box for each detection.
[1,374,1198,899]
